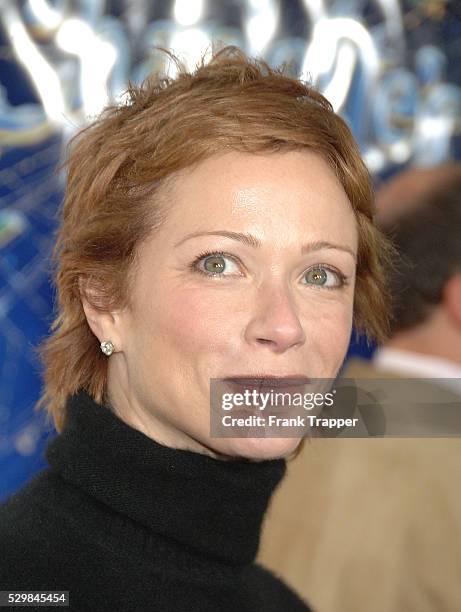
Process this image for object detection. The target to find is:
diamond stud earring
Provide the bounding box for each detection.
[100,340,115,356]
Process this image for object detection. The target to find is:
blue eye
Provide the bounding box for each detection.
[302,265,348,290]
[192,251,241,277]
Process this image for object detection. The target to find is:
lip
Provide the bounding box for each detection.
[222,375,311,392]
[221,376,311,416]
[224,375,310,383]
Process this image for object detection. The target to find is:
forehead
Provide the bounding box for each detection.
[172,148,343,187]
[142,150,358,258]
[168,149,350,207]
[161,149,357,244]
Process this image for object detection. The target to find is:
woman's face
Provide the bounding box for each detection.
[104,150,358,460]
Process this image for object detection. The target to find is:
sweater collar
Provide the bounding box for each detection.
[45,389,286,566]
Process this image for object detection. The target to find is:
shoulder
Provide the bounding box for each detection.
[0,470,58,535]
[0,469,67,529]
[243,562,312,611]
[0,470,80,589]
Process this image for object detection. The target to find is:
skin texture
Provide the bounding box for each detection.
[81,150,359,461]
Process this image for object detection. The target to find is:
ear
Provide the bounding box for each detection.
[78,276,123,351]
[442,272,461,329]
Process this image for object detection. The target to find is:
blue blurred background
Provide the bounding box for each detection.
[1,0,461,501]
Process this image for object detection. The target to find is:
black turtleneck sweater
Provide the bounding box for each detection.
[0,390,311,611]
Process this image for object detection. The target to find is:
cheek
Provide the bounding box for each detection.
[303,300,353,355]
[151,288,237,356]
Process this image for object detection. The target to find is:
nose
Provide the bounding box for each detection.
[244,281,306,353]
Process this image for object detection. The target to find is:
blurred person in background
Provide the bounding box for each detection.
[258,162,461,612]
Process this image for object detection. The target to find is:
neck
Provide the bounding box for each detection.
[45,390,287,566]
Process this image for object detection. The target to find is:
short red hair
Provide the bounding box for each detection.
[34,45,397,432]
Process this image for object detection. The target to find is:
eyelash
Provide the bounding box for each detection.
[189,250,350,290]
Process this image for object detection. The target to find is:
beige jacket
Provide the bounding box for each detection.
[257,358,461,612]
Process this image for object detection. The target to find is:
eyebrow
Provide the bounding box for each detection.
[174,230,357,260]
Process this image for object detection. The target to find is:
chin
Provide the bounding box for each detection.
[217,436,303,461]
